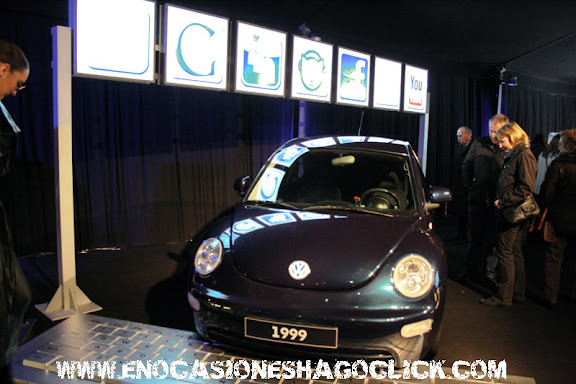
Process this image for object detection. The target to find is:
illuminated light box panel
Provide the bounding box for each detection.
[163,4,229,90]
[234,21,287,97]
[403,64,428,113]
[335,47,371,107]
[71,0,156,82]
[290,36,333,103]
[372,57,402,111]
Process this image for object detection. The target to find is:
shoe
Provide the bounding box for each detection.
[544,300,557,311]
[513,298,525,304]
[479,297,510,307]
[453,273,467,282]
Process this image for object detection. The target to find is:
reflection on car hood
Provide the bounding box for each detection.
[230,205,421,290]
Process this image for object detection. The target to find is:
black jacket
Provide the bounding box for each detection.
[462,136,505,208]
[452,141,472,197]
[0,100,19,364]
[540,150,576,233]
[0,101,20,177]
[495,142,537,208]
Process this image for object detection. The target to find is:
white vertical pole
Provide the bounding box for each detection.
[497,83,503,115]
[35,25,101,321]
[417,93,430,175]
[298,100,306,137]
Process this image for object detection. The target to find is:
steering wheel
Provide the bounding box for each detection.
[361,188,402,210]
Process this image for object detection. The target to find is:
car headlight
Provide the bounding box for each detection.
[194,238,223,276]
[392,254,434,298]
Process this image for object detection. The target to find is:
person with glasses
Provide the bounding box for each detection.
[0,39,31,383]
[458,115,508,285]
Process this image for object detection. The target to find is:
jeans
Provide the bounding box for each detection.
[494,217,526,306]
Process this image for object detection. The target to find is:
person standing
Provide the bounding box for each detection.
[480,122,537,307]
[534,133,561,196]
[0,40,31,382]
[459,114,508,283]
[452,126,473,240]
[539,129,576,309]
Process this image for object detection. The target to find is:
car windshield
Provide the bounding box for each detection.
[246,147,417,215]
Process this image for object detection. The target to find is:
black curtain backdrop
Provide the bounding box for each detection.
[2,8,576,256]
[502,85,576,137]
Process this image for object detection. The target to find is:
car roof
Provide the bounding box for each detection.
[280,136,414,156]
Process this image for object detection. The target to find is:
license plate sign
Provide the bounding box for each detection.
[244,317,338,349]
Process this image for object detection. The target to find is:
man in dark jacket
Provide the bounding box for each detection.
[452,126,473,240]
[539,129,576,308]
[458,114,508,283]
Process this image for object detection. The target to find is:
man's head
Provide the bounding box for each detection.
[0,40,29,101]
[456,126,472,145]
[488,114,509,144]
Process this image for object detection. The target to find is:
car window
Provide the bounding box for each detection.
[247,148,417,214]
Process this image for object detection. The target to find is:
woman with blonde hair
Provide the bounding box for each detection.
[480,122,537,307]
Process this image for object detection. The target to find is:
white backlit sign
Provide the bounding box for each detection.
[163,5,229,90]
[403,65,428,113]
[235,22,287,97]
[336,47,370,107]
[373,57,402,111]
[290,36,333,102]
[72,0,156,82]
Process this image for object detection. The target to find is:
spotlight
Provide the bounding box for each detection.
[499,67,518,86]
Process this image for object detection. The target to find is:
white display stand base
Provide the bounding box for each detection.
[35,282,102,321]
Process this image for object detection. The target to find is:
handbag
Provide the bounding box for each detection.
[529,207,556,242]
[501,194,540,224]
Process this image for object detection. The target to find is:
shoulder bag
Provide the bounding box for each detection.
[502,194,540,224]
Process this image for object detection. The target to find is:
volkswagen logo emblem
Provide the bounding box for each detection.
[288,260,311,280]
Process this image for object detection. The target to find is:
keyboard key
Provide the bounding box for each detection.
[179,349,208,362]
[126,350,157,361]
[132,332,160,343]
[84,341,111,353]
[104,346,134,358]
[112,329,138,338]
[51,335,89,349]
[113,337,140,348]
[93,325,118,334]
[22,351,59,369]
[133,342,161,354]
[38,343,91,360]
[154,336,183,347]
[91,333,118,344]
[156,346,185,358]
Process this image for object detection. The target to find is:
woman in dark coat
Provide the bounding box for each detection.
[480,122,537,307]
[539,129,576,309]
[0,40,31,382]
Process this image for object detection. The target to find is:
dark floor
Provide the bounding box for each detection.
[16,215,576,384]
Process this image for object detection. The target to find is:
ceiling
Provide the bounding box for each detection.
[4,0,576,92]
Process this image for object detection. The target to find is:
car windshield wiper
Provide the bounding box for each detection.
[246,200,300,211]
[303,205,394,217]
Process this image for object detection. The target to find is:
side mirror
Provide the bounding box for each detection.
[425,186,452,215]
[234,176,252,197]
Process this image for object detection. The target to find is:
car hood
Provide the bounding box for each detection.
[230,205,422,290]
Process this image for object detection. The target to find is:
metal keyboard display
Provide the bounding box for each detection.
[12,313,536,384]
[11,313,229,384]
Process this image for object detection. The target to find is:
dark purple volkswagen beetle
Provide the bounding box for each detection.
[187,136,451,362]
